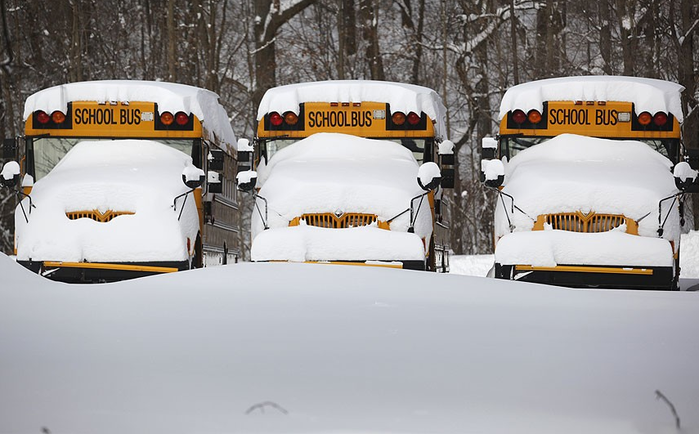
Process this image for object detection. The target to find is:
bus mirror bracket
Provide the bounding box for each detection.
[174,167,205,221]
[481,137,498,160]
[1,161,35,223]
[481,159,505,188]
[673,161,698,191]
[1,161,21,188]
[417,162,442,191]
[236,170,257,193]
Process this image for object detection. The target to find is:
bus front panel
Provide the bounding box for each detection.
[26,101,203,139]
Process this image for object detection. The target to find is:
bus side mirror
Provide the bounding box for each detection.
[236,170,257,193]
[438,140,455,189]
[674,161,698,191]
[482,159,505,188]
[2,138,17,159]
[237,138,254,172]
[182,166,205,189]
[208,149,225,171]
[417,162,442,191]
[1,161,21,188]
[481,137,498,159]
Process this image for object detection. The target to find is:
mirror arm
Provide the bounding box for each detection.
[15,190,36,223]
[386,208,410,224]
[657,192,683,236]
[253,192,269,230]
[408,191,430,233]
[173,188,196,221]
[486,186,534,232]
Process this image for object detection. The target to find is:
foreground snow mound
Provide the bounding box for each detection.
[15,140,199,263]
[2,254,699,434]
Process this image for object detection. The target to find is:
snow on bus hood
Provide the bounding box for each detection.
[253,133,434,241]
[496,229,674,267]
[251,224,426,263]
[15,140,200,263]
[496,134,678,241]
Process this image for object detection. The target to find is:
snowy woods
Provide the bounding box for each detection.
[1,0,698,256]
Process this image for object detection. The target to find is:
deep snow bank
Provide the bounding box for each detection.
[1,254,698,433]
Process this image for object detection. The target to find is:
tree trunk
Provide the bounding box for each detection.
[253,0,317,108]
[599,0,612,74]
[510,0,519,84]
[338,0,356,79]
[359,0,384,80]
[167,0,176,81]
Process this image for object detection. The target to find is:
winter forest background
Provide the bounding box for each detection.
[0,0,698,258]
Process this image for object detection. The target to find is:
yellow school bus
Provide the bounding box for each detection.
[1,81,241,282]
[482,76,695,290]
[245,80,453,271]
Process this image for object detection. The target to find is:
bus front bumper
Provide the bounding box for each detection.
[18,260,189,283]
[494,263,676,290]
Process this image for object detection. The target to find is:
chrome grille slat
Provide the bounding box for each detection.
[299,213,378,229]
[544,212,626,233]
[66,210,134,223]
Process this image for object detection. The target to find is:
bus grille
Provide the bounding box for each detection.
[289,213,389,229]
[66,210,135,223]
[535,212,637,234]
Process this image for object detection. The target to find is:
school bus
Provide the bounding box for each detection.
[481,76,697,290]
[241,80,453,271]
[0,80,241,282]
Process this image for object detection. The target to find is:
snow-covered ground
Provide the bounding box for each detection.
[1,251,699,434]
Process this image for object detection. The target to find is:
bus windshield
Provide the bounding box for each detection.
[262,137,427,163]
[500,136,678,162]
[31,137,196,180]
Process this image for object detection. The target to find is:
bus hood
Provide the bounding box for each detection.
[496,134,679,241]
[253,133,434,240]
[15,140,200,263]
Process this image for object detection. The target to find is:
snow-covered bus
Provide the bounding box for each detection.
[0,81,241,282]
[239,80,453,271]
[481,76,697,290]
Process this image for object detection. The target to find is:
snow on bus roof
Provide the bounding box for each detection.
[257,80,447,138]
[499,76,685,122]
[23,80,237,148]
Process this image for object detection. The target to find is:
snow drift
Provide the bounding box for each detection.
[1,254,699,433]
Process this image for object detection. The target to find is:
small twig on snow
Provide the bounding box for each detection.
[655,389,681,430]
[245,401,288,415]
